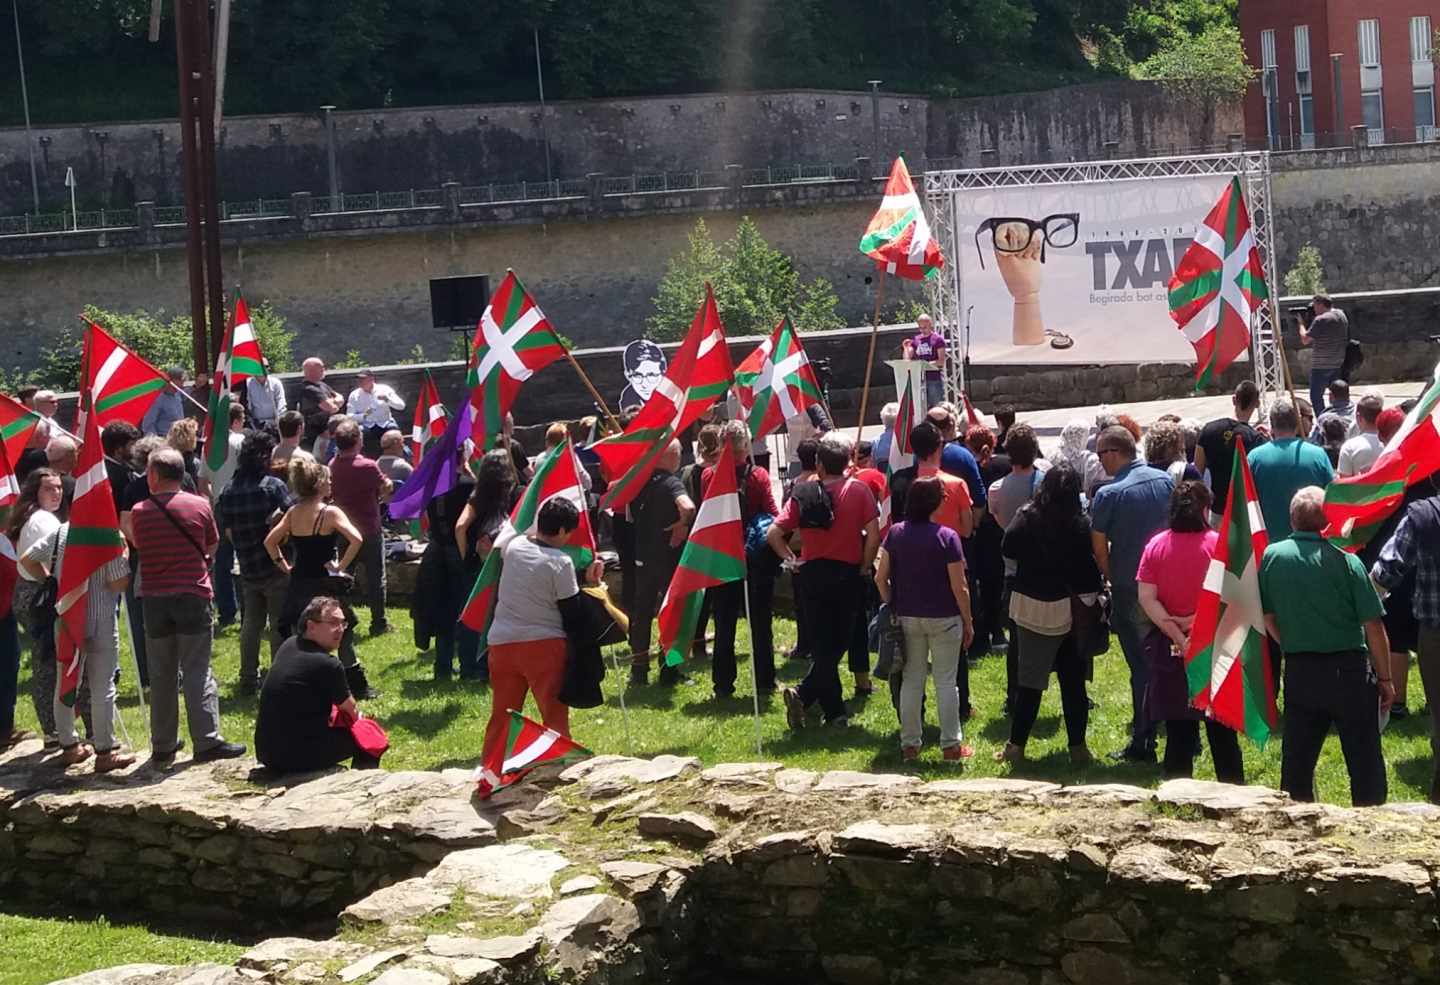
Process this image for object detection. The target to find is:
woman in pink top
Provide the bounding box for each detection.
[1136,481,1243,784]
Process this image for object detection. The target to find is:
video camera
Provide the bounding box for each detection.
[1287,303,1316,329]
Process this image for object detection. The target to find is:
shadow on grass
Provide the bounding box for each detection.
[386,701,467,738]
[1393,753,1437,794]
[397,677,488,700]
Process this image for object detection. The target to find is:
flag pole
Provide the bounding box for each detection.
[855,266,887,442]
[562,348,621,434]
[740,443,766,757]
[609,650,634,755]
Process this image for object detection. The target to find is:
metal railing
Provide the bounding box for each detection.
[0,160,886,238]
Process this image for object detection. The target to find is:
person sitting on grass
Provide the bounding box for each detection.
[255,596,383,774]
[874,475,974,764]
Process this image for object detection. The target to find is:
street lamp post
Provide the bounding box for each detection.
[321,105,340,204]
[11,0,40,212]
[534,29,552,185]
[868,80,883,166]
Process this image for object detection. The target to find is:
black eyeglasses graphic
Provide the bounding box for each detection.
[974,214,1080,268]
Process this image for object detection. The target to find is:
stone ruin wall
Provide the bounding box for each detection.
[3,741,1440,985]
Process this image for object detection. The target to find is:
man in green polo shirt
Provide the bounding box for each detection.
[1259,486,1393,807]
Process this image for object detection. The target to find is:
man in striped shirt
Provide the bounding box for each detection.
[130,448,245,769]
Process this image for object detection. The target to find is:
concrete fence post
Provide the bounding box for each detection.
[1226,133,1244,153]
[289,191,312,225]
[136,200,157,244]
[442,181,461,220]
[586,172,605,213]
[854,156,872,183]
[1104,140,1120,159]
[1351,125,1369,149]
[725,164,743,206]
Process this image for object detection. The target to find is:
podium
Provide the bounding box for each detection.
[886,359,931,425]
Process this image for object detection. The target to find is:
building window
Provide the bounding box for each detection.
[1416,88,1437,140]
[1260,29,1279,147]
[1414,18,1435,141]
[1411,16,1432,63]
[1295,25,1314,147]
[1359,19,1384,143]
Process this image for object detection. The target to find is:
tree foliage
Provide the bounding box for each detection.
[1135,23,1256,104]
[1,1,1240,124]
[0,303,295,395]
[648,218,845,343]
[1283,244,1327,298]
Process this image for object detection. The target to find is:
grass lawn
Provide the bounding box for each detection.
[3,604,1435,983]
[7,605,1434,800]
[0,912,246,985]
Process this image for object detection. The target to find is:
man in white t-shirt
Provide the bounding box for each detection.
[480,498,601,772]
[1337,394,1385,478]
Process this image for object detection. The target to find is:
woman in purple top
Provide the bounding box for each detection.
[874,476,975,763]
[901,313,947,409]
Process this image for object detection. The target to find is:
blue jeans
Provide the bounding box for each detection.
[214,539,239,625]
[1309,366,1344,419]
[1111,584,1155,743]
[0,613,19,737]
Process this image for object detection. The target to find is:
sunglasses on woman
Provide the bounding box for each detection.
[974,213,1080,268]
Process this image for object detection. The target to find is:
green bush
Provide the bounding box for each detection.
[1283,244,1326,297]
[0,303,296,395]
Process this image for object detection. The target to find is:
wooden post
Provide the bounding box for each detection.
[855,268,887,441]
[563,349,621,433]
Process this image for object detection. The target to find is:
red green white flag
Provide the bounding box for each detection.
[593,284,734,512]
[475,709,592,798]
[78,321,171,433]
[859,156,944,281]
[55,390,125,707]
[203,301,239,472]
[657,442,745,667]
[1167,176,1270,390]
[1324,359,1440,551]
[887,374,916,475]
[1183,436,1276,747]
[0,442,19,622]
[227,295,266,384]
[0,393,42,470]
[734,315,825,440]
[466,270,568,453]
[411,369,448,464]
[460,438,596,640]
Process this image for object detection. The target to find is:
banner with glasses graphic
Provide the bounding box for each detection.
[955,173,1235,365]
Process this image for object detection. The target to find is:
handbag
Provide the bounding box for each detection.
[1069,591,1111,660]
[24,536,61,628]
[330,703,390,759]
[870,603,905,679]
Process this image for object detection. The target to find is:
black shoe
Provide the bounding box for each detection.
[658,666,689,687]
[356,687,382,700]
[150,741,184,770]
[1108,742,1157,764]
[713,687,735,700]
[193,741,247,763]
[1390,703,1410,720]
[370,621,391,636]
[237,680,259,698]
[628,665,649,687]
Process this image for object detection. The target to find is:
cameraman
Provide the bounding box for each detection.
[1298,294,1349,416]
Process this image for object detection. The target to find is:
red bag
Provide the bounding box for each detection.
[330,704,390,760]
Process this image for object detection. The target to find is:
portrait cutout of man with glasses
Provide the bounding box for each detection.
[974,213,1080,348]
[620,339,668,414]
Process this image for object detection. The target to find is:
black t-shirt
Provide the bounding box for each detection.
[980,453,1010,487]
[105,458,136,515]
[1197,417,1264,510]
[297,379,339,442]
[15,447,47,486]
[255,636,351,767]
[630,469,686,566]
[120,471,196,513]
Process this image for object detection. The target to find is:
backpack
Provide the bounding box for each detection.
[792,479,835,530]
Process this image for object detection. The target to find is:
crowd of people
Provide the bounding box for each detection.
[1,314,1435,808]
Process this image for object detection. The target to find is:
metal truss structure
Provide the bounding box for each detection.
[922,152,1287,416]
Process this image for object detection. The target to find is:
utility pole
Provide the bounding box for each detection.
[12,0,40,212]
[534,29,552,184]
[173,0,226,375]
[321,105,340,204]
[868,80,883,165]
[213,0,232,134]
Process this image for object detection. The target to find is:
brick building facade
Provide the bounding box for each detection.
[1241,0,1438,147]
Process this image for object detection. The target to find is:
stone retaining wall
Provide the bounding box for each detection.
[7,741,1440,985]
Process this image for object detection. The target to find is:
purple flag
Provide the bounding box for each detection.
[389,392,472,520]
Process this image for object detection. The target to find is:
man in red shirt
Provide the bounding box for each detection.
[848,440,888,505]
[768,433,881,728]
[328,419,393,635]
[130,448,245,769]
